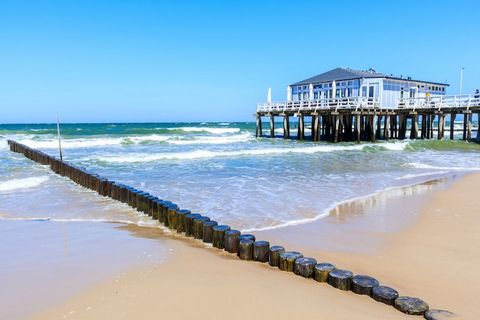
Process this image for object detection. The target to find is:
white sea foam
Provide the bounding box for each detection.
[93,142,407,163]
[18,137,125,149]
[168,127,241,134]
[403,162,480,171]
[395,171,448,180]
[168,132,253,145]
[0,176,50,191]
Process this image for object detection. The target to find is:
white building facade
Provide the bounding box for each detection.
[289,67,449,108]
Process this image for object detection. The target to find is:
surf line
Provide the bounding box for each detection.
[6,139,449,318]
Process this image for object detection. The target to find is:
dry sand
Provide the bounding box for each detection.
[32,174,480,319]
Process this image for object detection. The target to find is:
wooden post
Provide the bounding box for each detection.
[437,113,443,140]
[450,113,456,140]
[371,114,377,142]
[421,114,426,139]
[298,113,304,140]
[355,113,361,143]
[333,114,340,143]
[410,113,418,139]
[425,114,431,139]
[312,114,319,141]
[376,113,381,140]
[283,115,290,139]
[384,113,390,140]
[463,113,468,140]
[269,114,275,138]
[256,115,262,138]
[430,114,435,139]
[467,112,473,142]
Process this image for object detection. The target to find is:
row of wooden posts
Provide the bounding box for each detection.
[7,139,451,317]
[256,110,478,143]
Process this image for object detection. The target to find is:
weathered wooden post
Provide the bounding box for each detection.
[202,220,218,243]
[467,111,473,142]
[437,113,444,139]
[255,115,261,138]
[372,286,399,305]
[354,113,361,143]
[420,114,426,139]
[192,216,210,239]
[279,251,303,271]
[383,113,390,140]
[175,209,191,233]
[293,257,317,278]
[394,296,429,315]
[212,225,230,249]
[371,114,377,142]
[328,269,354,291]
[314,263,336,282]
[185,213,202,237]
[283,114,290,139]
[462,112,468,140]
[253,241,270,262]
[268,246,285,267]
[298,113,304,140]
[312,114,319,141]
[237,239,254,260]
[269,114,275,138]
[450,113,456,140]
[224,230,241,253]
[351,275,379,295]
[410,112,419,139]
[333,113,340,143]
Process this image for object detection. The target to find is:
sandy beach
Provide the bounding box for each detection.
[28,173,479,319]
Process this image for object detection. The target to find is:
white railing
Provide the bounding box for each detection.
[257,97,380,113]
[257,94,480,113]
[399,94,480,110]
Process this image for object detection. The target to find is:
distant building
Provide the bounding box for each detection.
[288,67,449,108]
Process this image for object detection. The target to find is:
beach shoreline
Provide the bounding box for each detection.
[28,172,480,319]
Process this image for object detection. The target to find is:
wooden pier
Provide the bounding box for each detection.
[255,95,480,143]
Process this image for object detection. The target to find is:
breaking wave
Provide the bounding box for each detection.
[0,176,50,192]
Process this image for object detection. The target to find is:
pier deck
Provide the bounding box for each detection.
[255,95,480,143]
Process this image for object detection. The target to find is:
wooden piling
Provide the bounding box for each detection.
[450,113,456,140]
[253,241,270,263]
[269,114,275,138]
[298,113,304,140]
[256,115,262,138]
[410,113,419,139]
[283,115,290,139]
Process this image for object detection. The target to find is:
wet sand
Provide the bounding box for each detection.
[30,173,480,319]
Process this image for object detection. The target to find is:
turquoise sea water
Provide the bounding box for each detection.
[1,122,479,230]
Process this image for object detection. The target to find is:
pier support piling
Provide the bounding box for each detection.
[283,115,290,139]
[256,116,262,138]
[450,113,456,140]
[269,114,275,138]
[298,113,305,140]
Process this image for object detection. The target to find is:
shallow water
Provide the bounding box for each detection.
[1,122,480,230]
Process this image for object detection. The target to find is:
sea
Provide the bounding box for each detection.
[1,122,479,231]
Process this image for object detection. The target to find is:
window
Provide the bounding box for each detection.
[362,87,367,97]
[314,92,318,99]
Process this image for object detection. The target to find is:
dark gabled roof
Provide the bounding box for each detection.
[292,67,449,86]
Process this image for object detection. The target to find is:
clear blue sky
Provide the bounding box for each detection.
[1,0,479,123]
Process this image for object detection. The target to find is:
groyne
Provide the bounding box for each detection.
[7,139,452,318]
